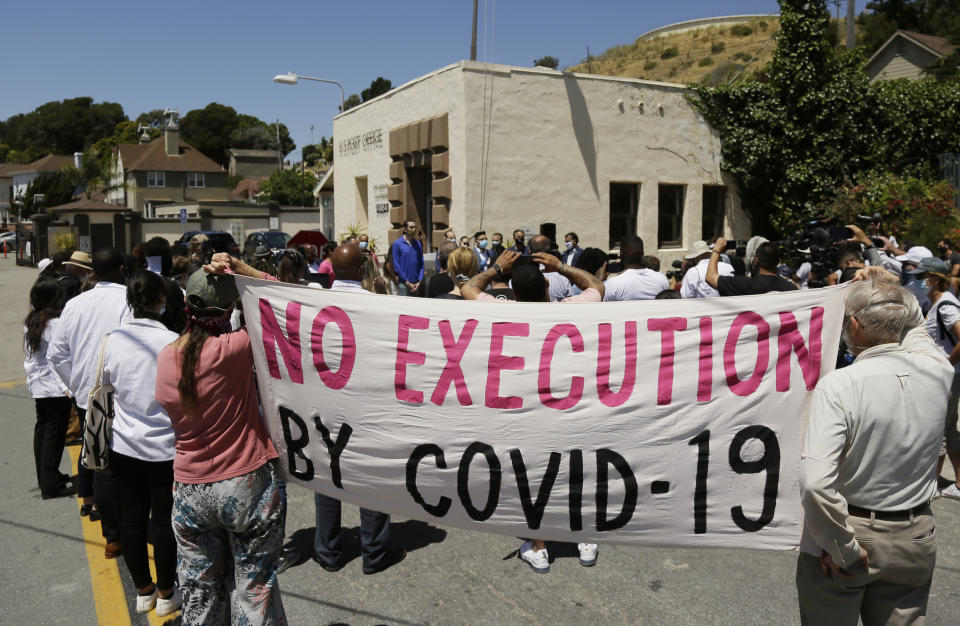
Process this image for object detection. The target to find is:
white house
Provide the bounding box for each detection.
[332,61,748,261]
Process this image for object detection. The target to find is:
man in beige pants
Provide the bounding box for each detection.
[797,268,951,625]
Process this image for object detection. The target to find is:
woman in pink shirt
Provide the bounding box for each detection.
[155,269,286,625]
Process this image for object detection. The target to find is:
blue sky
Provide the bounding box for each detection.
[1,0,866,159]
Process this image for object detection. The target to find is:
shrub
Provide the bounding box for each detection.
[759,21,769,30]
[660,47,679,60]
[699,57,714,67]
[53,232,75,253]
[733,51,752,61]
[711,41,725,54]
[644,61,658,71]
[730,25,753,37]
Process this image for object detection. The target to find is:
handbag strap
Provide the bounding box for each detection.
[93,332,111,389]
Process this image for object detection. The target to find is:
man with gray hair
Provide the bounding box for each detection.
[797,267,951,624]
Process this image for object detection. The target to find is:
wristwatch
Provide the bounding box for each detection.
[492,263,503,278]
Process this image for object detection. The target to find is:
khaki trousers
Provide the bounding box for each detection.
[796,510,936,626]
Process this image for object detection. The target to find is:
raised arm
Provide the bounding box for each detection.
[461,251,521,300]
[705,237,726,289]
[532,252,604,298]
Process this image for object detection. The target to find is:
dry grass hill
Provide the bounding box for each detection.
[566,17,782,85]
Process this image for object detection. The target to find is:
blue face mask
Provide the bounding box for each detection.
[358,241,369,249]
[565,241,573,250]
[159,304,166,316]
[478,239,488,248]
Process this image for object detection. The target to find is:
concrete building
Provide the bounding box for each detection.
[332,61,747,261]
[228,149,281,178]
[109,121,230,214]
[866,30,957,82]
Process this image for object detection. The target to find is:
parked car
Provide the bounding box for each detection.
[243,230,291,262]
[172,230,241,257]
[0,231,16,253]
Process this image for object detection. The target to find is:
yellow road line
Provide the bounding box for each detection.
[69,445,132,626]
[0,378,25,389]
[68,445,182,625]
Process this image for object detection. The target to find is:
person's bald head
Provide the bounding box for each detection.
[528,235,551,254]
[331,244,364,281]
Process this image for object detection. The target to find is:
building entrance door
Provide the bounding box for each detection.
[406,165,433,252]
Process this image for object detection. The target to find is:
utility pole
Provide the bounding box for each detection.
[831,0,842,50]
[470,0,478,61]
[846,0,856,49]
[276,118,282,169]
[586,46,592,73]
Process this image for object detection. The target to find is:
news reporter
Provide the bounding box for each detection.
[706,237,796,295]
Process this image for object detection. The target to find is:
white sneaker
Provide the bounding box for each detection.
[519,540,550,573]
[156,588,183,617]
[941,483,960,500]
[135,588,157,614]
[578,543,598,567]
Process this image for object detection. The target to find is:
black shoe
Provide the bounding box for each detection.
[85,506,102,522]
[311,553,343,572]
[41,484,76,500]
[363,549,406,575]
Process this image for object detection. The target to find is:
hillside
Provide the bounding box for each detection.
[566,17,782,85]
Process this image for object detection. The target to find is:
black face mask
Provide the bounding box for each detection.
[515,237,524,245]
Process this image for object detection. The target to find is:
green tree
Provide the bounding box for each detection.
[21,169,81,213]
[135,109,170,130]
[361,77,393,102]
[0,97,126,162]
[179,103,240,166]
[339,94,363,112]
[257,168,318,206]
[533,56,560,69]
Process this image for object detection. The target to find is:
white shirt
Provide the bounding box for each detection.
[603,268,669,301]
[680,259,733,299]
[329,279,369,294]
[47,282,133,409]
[795,261,812,290]
[23,319,70,399]
[102,318,179,462]
[925,291,960,371]
[546,272,573,302]
[799,325,952,567]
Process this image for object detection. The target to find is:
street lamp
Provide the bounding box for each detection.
[273,72,345,112]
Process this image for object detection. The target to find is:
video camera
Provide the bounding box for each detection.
[776,219,847,288]
[665,259,684,281]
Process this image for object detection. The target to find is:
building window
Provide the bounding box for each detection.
[702,185,726,240]
[658,184,685,248]
[187,172,205,188]
[609,182,640,249]
[147,171,165,187]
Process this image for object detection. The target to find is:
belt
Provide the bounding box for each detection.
[848,503,930,522]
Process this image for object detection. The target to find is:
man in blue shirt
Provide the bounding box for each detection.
[473,231,492,272]
[390,219,424,296]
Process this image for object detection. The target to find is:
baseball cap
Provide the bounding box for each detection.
[906,256,949,275]
[63,251,93,271]
[37,258,52,272]
[895,246,933,265]
[185,269,238,314]
[254,245,271,258]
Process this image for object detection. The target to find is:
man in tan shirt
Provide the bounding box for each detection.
[797,268,951,624]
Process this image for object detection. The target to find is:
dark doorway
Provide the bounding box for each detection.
[406,166,433,253]
[609,183,639,249]
[91,223,113,251]
[702,186,726,240]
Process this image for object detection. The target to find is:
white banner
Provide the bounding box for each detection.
[238,277,848,550]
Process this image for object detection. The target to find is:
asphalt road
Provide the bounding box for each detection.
[2,255,960,624]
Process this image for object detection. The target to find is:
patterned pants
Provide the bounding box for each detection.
[173,462,287,626]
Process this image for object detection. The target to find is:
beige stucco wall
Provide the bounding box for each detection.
[333,61,747,263]
[125,171,230,211]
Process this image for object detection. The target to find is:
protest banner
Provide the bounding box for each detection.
[238,277,848,550]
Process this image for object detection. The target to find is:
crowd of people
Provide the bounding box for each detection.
[20,215,960,623]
